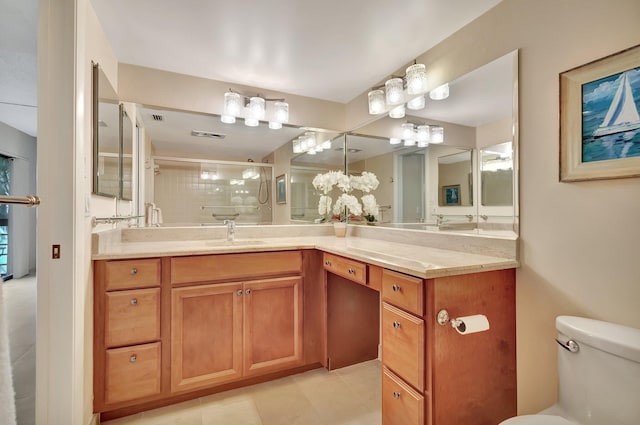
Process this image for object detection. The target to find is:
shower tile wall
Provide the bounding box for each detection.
[154,164,272,224]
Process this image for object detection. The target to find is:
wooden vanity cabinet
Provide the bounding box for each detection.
[382,268,516,425]
[94,250,316,419]
[171,275,303,393]
[94,259,163,412]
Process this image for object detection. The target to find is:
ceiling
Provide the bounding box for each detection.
[0,0,504,138]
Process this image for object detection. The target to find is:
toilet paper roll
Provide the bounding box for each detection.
[455,314,490,335]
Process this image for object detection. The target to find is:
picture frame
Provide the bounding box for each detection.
[276,173,287,204]
[442,184,461,206]
[560,44,640,182]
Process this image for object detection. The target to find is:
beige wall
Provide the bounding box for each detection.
[402,0,640,414]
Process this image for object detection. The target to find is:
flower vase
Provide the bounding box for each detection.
[333,222,347,237]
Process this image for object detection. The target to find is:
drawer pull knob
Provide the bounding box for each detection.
[245,289,251,295]
[393,321,401,329]
[393,391,401,399]
[130,268,138,275]
[129,355,137,363]
[392,284,401,292]
[130,298,138,306]
[237,289,243,296]
[325,260,331,266]
[348,268,355,274]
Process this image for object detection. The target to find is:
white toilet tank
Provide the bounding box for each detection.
[553,315,640,424]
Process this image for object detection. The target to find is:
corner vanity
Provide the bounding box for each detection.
[92,226,518,425]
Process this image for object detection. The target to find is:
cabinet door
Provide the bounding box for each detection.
[171,282,243,393]
[244,277,303,376]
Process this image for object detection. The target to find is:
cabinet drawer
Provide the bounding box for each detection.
[104,259,161,291]
[382,302,424,391]
[105,342,161,405]
[171,251,302,284]
[382,269,423,316]
[323,253,367,286]
[382,367,424,425]
[105,288,160,348]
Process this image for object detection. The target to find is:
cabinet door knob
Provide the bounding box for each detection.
[245,289,251,295]
[348,268,355,274]
[130,298,138,306]
[130,268,138,275]
[325,260,331,266]
[237,289,243,296]
[392,284,401,292]
[392,321,401,329]
[129,355,137,363]
[393,391,401,399]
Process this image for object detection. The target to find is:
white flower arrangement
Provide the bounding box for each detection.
[312,170,379,222]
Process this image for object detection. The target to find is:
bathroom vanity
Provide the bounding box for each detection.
[92,228,518,424]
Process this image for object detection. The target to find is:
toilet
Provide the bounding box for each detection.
[501,315,640,425]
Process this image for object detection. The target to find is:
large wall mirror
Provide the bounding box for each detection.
[337,50,519,235]
[135,106,343,225]
[92,63,120,198]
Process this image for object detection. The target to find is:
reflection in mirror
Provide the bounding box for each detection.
[289,134,345,222]
[121,107,133,200]
[344,50,518,235]
[480,141,513,206]
[152,158,273,225]
[137,106,335,225]
[437,149,472,207]
[92,63,120,198]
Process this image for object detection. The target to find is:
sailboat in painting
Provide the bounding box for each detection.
[593,71,640,138]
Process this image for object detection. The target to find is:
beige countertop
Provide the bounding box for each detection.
[92,233,518,279]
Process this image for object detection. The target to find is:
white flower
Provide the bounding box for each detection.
[312,170,378,221]
[350,171,379,193]
[318,195,332,216]
[333,193,362,217]
[312,170,344,194]
[361,194,379,217]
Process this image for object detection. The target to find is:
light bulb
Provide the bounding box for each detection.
[248,96,265,120]
[389,137,402,145]
[385,78,404,106]
[431,126,444,143]
[244,118,259,127]
[401,123,415,140]
[407,95,425,110]
[406,63,427,94]
[368,89,386,114]
[389,104,405,119]
[220,115,236,124]
[429,83,449,100]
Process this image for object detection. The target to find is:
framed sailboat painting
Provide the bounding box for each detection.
[560,44,640,181]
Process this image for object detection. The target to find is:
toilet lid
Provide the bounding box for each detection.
[500,414,577,425]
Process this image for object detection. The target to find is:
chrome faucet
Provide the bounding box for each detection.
[224,220,236,242]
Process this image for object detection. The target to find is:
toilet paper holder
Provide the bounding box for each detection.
[437,309,463,329]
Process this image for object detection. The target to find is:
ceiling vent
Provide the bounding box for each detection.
[151,114,164,121]
[191,130,226,139]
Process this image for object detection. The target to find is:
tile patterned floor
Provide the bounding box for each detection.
[104,360,382,425]
[4,274,36,425]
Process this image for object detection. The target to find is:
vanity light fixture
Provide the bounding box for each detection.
[367,61,428,115]
[292,131,331,155]
[429,83,450,100]
[399,122,444,145]
[221,89,289,129]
